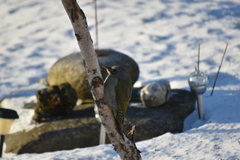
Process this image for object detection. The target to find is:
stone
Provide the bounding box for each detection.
[47,49,139,102]
[5,89,195,155]
[33,83,78,123]
[140,80,171,107]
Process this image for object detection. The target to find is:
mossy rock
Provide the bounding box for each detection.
[47,49,139,101]
[33,83,78,123]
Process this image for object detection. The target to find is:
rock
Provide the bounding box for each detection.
[33,83,78,123]
[140,80,171,107]
[47,49,139,101]
[5,89,195,154]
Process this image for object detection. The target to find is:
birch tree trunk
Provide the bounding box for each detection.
[61,1,141,159]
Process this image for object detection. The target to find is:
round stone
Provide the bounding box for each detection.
[47,49,139,101]
[140,80,171,107]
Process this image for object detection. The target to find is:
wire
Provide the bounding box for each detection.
[210,43,228,96]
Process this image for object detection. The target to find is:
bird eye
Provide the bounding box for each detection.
[112,69,117,74]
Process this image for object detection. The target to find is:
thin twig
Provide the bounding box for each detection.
[93,0,99,49]
[0,84,34,103]
[210,43,228,96]
[197,44,200,72]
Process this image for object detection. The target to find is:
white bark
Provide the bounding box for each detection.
[61,1,141,159]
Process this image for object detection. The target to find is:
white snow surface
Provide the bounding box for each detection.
[1,0,240,159]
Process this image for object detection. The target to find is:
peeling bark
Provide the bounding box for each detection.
[61,0,141,159]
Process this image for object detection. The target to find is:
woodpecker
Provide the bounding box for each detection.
[103,65,132,132]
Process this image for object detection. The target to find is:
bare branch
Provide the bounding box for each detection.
[93,0,99,49]
[211,43,228,96]
[61,0,141,159]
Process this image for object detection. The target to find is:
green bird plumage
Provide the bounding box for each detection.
[103,65,133,132]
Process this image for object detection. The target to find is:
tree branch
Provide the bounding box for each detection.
[61,0,141,159]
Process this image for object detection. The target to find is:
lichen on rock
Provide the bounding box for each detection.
[33,83,78,123]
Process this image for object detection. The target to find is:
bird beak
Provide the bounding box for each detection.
[102,66,113,74]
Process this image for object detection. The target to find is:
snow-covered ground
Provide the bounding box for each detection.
[1,0,240,159]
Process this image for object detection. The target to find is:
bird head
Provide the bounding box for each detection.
[103,66,118,75]
[103,65,132,85]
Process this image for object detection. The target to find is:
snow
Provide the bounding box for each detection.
[1,0,240,159]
